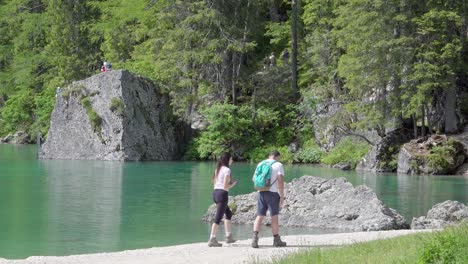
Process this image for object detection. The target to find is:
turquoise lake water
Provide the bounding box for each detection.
[0,144,467,259]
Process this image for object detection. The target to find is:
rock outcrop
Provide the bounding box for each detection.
[203,176,409,231]
[397,135,466,175]
[0,131,30,144]
[332,162,351,170]
[411,200,468,229]
[356,128,414,172]
[40,70,190,161]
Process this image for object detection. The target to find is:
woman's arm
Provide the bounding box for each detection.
[224,174,237,190]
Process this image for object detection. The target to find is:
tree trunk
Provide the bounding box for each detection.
[231,53,237,105]
[444,85,458,133]
[421,104,426,137]
[291,0,299,100]
[426,104,433,135]
[234,0,251,105]
[252,81,257,124]
[413,114,418,138]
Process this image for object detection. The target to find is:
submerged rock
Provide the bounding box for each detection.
[40,70,190,161]
[411,200,468,229]
[203,176,409,231]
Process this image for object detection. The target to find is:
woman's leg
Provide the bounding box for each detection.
[209,190,228,246]
[223,206,233,235]
[210,223,219,238]
[223,205,236,243]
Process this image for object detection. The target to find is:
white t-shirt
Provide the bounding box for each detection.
[214,166,231,190]
[255,159,284,193]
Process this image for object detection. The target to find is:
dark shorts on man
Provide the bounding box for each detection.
[257,191,280,216]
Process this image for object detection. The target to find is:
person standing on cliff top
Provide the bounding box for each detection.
[208,152,238,247]
[101,61,112,72]
[251,150,287,248]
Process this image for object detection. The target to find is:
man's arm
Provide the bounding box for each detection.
[278,173,285,208]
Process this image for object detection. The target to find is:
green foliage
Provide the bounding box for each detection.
[418,223,468,263]
[193,101,298,161]
[294,140,323,164]
[428,144,455,173]
[228,202,237,215]
[109,97,123,116]
[388,159,399,172]
[30,85,55,137]
[248,145,294,164]
[183,138,202,161]
[45,0,101,82]
[321,137,370,168]
[80,97,102,138]
[0,90,33,136]
[272,222,468,264]
[196,103,260,159]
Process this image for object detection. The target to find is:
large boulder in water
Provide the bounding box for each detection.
[397,135,466,175]
[40,70,190,161]
[411,200,468,229]
[203,176,409,231]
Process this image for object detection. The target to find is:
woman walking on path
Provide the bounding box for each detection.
[208,152,238,247]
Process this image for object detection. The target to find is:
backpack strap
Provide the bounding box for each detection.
[266,160,278,187]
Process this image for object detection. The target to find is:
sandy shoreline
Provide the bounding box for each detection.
[0,230,432,264]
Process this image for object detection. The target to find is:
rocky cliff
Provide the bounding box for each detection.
[40,70,189,161]
[356,128,414,172]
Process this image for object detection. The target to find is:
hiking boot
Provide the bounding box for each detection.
[273,235,287,247]
[208,237,222,247]
[251,233,259,248]
[225,234,236,243]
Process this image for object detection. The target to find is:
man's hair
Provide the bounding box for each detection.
[269,150,281,158]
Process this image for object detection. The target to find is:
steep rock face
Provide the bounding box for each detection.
[397,135,466,175]
[203,176,409,231]
[41,70,189,161]
[453,124,468,175]
[356,128,414,172]
[411,200,468,229]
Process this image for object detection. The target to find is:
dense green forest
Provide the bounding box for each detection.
[0,0,466,162]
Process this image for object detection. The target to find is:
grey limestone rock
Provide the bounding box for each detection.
[40,70,189,161]
[8,131,30,144]
[356,128,414,172]
[411,200,468,229]
[203,176,409,231]
[455,163,468,176]
[397,135,466,175]
[332,162,351,170]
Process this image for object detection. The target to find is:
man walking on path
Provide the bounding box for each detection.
[251,150,287,248]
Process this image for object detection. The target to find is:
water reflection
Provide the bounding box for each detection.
[41,159,123,254]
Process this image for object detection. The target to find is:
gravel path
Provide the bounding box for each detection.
[0,230,432,264]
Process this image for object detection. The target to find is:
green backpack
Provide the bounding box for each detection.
[253,160,277,191]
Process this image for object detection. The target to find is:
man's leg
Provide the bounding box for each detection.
[271,215,279,235]
[268,194,286,247]
[253,215,264,233]
[252,215,264,248]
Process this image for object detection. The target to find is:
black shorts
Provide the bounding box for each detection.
[212,189,232,224]
[257,191,280,216]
